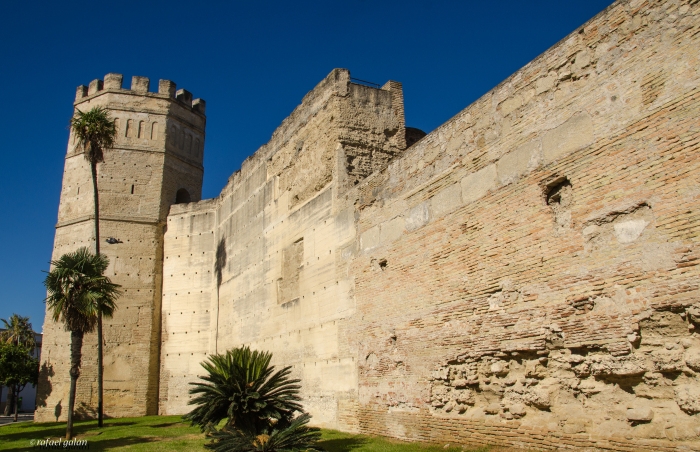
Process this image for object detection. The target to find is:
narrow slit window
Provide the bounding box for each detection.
[131,184,135,194]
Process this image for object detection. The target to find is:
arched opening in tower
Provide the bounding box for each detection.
[175,188,191,204]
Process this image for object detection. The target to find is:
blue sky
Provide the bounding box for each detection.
[0,0,614,332]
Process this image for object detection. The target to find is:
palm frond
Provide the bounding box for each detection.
[70,106,116,164]
[0,314,35,348]
[205,413,322,452]
[44,247,121,334]
[184,346,303,433]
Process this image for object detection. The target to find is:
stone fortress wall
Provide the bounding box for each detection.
[158,69,407,425]
[340,0,700,448]
[39,0,700,450]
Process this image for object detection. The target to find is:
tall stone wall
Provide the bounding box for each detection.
[37,75,206,421]
[158,0,700,449]
[158,69,405,428]
[339,0,700,449]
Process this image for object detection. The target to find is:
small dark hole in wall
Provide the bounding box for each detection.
[131,184,134,194]
[545,177,571,206]
[379,259,387,271]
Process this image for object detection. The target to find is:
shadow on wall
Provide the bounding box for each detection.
[54,400,62,422]
[74,401,96,420]
[35,362,54,410]
[215,238,226,289]
[214,238,226,353]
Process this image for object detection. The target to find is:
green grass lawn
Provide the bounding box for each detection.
[0,415,500,452]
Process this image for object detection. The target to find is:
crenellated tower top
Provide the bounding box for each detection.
[74,73,206,116]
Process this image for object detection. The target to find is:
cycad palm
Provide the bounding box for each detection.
[44,247,120,439]
[185,346,303,433]
[70,105,116,427]
[205,413,321,452]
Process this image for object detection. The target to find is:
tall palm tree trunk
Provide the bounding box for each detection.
[91,160,105,428]
[91,160,101,254]
[66,331,83,440]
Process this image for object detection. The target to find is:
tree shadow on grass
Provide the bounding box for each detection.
[101,421,137,427]
[149,421,188,428]
[317,436,369,452]
[0,423,68,444]
[90,435,160,451]
[0,420,138,447]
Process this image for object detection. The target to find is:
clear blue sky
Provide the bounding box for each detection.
[0,0,614,333]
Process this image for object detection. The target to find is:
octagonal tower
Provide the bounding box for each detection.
[36,73,206,420]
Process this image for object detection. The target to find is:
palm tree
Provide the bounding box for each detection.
[44,247,120,439]
[1,314,36,348]
[70,105,116,427]
[0,314,36,415]
[184,346,303,433]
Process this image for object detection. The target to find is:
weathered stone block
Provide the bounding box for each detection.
[131,76,150,93]
[684,348,700,371]
[159,80,177,97]
[613,219,649,243]
[104,73,123,90]
[675,385,700,414]
[361,225,380,253]
[404,202,429,231]
[380,217,404,245]
[87,79,103,95]
[627,407,654,422]
[430,183,462,218]
[496,139,541,185]
[460,164,497,204]
[542,113,593,164]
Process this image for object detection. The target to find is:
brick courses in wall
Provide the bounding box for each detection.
[342,0,700,448]
[39,0,700,450]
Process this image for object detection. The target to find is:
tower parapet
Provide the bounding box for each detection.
[74,73,206,118]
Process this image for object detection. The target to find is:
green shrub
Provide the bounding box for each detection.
[185,346,318,451]
[205,413,321,452]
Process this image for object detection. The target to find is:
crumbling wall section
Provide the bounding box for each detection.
[340,0,700,449]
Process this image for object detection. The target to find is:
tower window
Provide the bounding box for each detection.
[175,188,191,204]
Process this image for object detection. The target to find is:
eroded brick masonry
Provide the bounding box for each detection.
[38,0,700,450]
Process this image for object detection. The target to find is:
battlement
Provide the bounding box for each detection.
[75,73,206,115]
